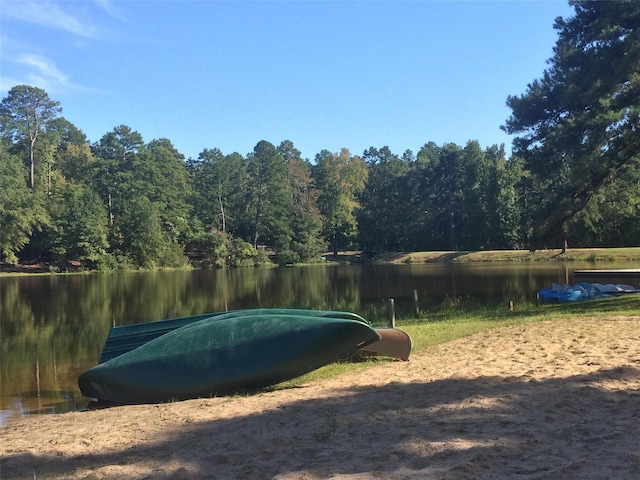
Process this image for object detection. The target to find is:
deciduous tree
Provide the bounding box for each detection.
[0,144,47,263]
[313,148,367,255]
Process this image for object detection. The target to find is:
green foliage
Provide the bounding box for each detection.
[358,146,411,252]
[188,230,230,268]
[229,237,268,267]
[503,1,640,246]
[143,138,192,243]
[0,144,48,263]
[279,141,325,262]
[96,252,134,271]
[55,143,96,186]
[115,197,187,269]
[4,44,640,271]
[568,163,640,246]
[188,148,247,234]
[313,148,367,255]
[91,125,145,218]
[187,230,266,268]
[0,85,61,190]
[44,184,109,265]
[246,140,293,249]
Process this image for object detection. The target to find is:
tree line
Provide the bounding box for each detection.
[1,1,639,269]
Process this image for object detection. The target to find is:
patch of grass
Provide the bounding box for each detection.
[273,294,639,391]
[375,247,640,264]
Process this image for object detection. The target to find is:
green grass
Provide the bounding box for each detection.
[274,294,639,390]
[374,246,640,264]
[404,294,639,350]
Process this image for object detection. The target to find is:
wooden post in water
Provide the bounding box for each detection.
[413,289,420,317]
[387,298,396,328]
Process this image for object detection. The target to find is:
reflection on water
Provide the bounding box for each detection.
[2,262,637,424]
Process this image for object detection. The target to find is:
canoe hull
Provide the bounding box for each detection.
[99,308,370,363]
[78,314,380,404]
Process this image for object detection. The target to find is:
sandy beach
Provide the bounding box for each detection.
[2,316,639,479]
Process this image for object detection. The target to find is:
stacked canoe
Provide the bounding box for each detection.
[78,309,412,405]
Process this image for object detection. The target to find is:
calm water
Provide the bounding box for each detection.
[2,262,637,425]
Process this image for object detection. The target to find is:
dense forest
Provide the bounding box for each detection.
[1,1,639,269]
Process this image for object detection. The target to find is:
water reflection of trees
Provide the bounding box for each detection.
[2,264,607,418]
[1,266,370,407]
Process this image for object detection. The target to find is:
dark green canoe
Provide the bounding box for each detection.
[98,308,370,363]
[78,312,380,404]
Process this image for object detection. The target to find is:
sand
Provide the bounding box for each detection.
[2,316,639,479]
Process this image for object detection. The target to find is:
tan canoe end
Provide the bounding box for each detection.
[359,328,413,361]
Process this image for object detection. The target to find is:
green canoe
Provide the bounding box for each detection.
[97,308,370,363]
[78,312,380,404]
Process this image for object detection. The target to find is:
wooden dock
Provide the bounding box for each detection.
[574,269,640,277]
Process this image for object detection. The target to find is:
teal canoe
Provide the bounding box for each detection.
[78,312,380,404]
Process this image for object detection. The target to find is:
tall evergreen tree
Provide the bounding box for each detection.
[143,138,192,243]
[278,140,325,262]
[246,140,292,249]
[358,146,411,252]
[0,85,61,190]
[503,0,640,246]
[188,148,247,235]
[91,125,145,227]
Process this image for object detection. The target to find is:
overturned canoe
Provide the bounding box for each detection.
[78,312,380,404]
[97,308,370,363]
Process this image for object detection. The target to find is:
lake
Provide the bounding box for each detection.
[2,262,637,425]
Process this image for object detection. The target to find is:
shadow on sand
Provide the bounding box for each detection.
[3,366,639,478]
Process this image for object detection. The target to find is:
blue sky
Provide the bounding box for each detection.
[1,0,574,161]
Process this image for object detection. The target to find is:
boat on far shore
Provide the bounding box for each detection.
[574,269,640,277]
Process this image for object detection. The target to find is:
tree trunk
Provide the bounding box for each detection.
[30,137,36,190]
[108,194,114,226]
[218,194,226,233]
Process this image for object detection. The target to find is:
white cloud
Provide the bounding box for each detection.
[2,1,101,39]
[93,0,125,21]
[0,52,95,95]
[0,1,120,95]
[17,53,70,85]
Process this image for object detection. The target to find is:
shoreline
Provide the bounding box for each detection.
[2,315,639,479]
[3,247,640,277]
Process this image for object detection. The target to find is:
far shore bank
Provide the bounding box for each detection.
[3,247,640,277]
[328,246,640,264]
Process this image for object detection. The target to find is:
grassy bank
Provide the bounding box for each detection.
[281,292,640,388]
[371,246,640,264]
[401,291,639,351]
